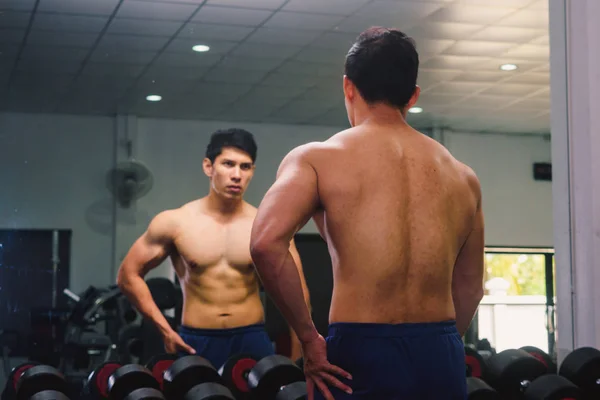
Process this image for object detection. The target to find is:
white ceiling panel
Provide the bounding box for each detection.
[260,71,321,88]
[500,43,549,61]
[0,43,21,59]
[297,86,343,107]
[0,0,36,11]
[153,51,222,68]
[202,68,266,84]
[455,95,519,109]
[190,82,252,101]
[0,0,551,134]
[276,60,342,77]
[116,0,199,20]
[206,0,286,10]
[142,65,210,81]
[443,40,517,57]
[496,9,549,29]
[97,34,170,52]
[264,11,345,31]
[133,76,200,96]
[415,39,456,58]
[355,1,443,22]
[282,0,370,16]
[503,72,549,84]
[37,0,120,15]
[481,83,545,96]
[510,97,550,109]
[455,0,534,5]
[311,31,359,50]
[274,99,333,121]
[218,55,284,71]
[526,0,549,9]
[450,71,508,83]
[80,62,145,79]
[90,49,157,64]
[230,42,303,59]
[470,26,546,43]
[0,11,30,28]
[0,28,26,43]
[293,46,344,65]
[310,106,347,126]
[426,81,496,96]
[108,18,182,36]
[242,84,309,101]
[165,38,237,54]
[407,22,485,41]
[27,30,99,47]
[246,27,321,46]
[15,57,82,74]
[178,22,253,41]
[20,45,88,62]
[530,35,549,45]
[427,4,518,25]
[31,13,109,33]
[473,58,544,72]
[417,69,464,88]
[192,6,272,26]
[420,55,491,70]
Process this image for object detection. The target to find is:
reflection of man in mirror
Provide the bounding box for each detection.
[117,128,311,369]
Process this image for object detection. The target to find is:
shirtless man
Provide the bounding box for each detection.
[250,28,484,400]
[117,128,310,370]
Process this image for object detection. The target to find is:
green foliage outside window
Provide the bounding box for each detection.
[484,254,546,296]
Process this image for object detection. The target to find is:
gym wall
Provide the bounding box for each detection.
[0,111,552,293]
[444,131,553,248]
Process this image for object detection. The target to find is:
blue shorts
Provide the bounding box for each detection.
[177,323,275,369]
[314,320,467,400]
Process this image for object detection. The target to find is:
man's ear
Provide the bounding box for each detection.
[406,85,421,110]
[343,75,355,102]
[202,158,213,177]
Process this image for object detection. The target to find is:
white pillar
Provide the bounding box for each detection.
[550,0,600,363]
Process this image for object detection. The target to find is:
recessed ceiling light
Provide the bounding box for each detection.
[192,44,210,52]
[500,63,518,71]
[146,94,162,102]
[408,106,423,114]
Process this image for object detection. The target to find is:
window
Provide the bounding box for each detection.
[475,247,555,355]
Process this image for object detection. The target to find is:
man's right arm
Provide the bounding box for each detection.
[452,176,485,337]
[117,211,178,338]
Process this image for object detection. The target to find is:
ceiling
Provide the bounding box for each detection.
[0,0,550,134]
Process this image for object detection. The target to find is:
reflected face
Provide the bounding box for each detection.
[203,147,255,199]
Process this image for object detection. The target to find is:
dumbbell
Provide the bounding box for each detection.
[1,362,72,400]
[82,362,123,399]
[219,354,307,400]
[83,362,164,400]
[465,346,488,379]
[247,355,307,400]
[467,377,500,400]
[218,353,258,399]
[107,364,164,400]
[162,355,235,400]
[486,348,582,399]
[559,346,600,399]
[145,354,179,392]
[520,346,557,374]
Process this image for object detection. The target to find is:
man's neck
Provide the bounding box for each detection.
[205,191,244,216]
[353,103,409,127]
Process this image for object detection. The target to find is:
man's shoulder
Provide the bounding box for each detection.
[151,201,199,230]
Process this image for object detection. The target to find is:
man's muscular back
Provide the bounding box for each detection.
[310,124,482,329]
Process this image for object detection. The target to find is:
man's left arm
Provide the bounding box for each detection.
[250,145,320,345]
[288,238,311,359]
